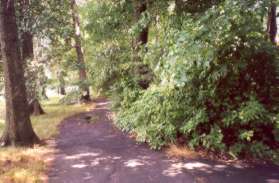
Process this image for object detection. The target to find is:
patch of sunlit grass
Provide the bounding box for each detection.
[0,146,50,183]
[165,144,200,160]
[31,98,94,139]
[0,97,93,183]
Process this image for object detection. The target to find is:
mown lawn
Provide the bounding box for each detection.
[0,97,93,183]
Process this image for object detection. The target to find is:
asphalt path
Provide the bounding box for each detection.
[48,99,279,183]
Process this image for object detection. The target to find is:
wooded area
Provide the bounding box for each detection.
[0,0,278,178]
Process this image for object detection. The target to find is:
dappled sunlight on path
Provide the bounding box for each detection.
[48,99,279,183]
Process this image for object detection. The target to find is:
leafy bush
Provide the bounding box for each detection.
[116,0,279,160]
[84,0,279,161]
[117,86,184,148]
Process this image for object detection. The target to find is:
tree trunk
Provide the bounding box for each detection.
[133,0,152,89]
[71,0,90,102]
[60,86,66,95]
[175,0,183,15]
[41,86,48,100]
[28,98,45,116]
[22,33,44,115]
[19,0,45,115]
[58,71,66,95]
[22,32,34,61]
[27,99,45,116]
[19,0,33,62]
[267,2,277,44]
[134,0,148,50]
[0,0,39,146]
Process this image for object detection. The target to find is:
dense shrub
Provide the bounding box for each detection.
[117,87,183,148]
[84,0,279,161]
[116,0,279,160]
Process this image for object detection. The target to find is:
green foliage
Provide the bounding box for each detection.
[25,59,48,100]
[16,0,72,40]
[83,0,133,42]
[117,87,180,148]
[88,42,132,92]
[82,0,279,161]
[82,0,137,107]
[129,11,151,37]
[114,0,279,160]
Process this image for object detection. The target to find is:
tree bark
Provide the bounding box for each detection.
[58,71,66,95]
[22,34,44,116]
[134,0,148,49]
[41,86,48,100]
[19,0,45,115]
[267,2,277,44]
[0,0,39,146]
[133,0,152,89]
[71,0,90,101]
[22,32,34,61]
[19,0,33,62]
[60,86,66,95]
[28,98,45,116]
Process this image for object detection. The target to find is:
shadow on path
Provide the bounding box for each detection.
[48,99,279,183]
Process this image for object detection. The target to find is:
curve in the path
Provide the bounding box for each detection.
[48,99,279,183]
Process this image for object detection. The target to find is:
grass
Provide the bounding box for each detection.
[0,147,48,183]
[0,97,93,183]
[165,144,199,160]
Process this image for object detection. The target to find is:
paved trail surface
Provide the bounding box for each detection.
[48,99,279,183]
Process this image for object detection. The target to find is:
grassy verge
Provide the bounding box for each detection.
[0,97,93,183]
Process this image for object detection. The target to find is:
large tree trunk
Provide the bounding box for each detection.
[22,33,45,116]
[133,0,152,89]
[19,0,45,115]
[22,32,34,61]
[266,2,278,106]
[71,0,90,102]
[267,2,277,44]
[19,0,33,62]
[133,0,148,50]
[0,0,39,146]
